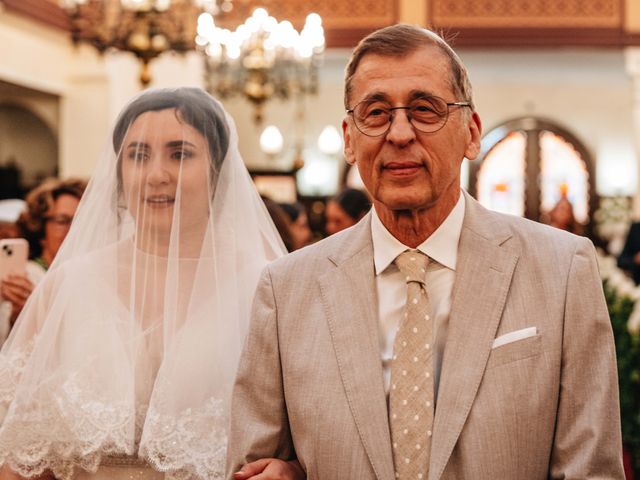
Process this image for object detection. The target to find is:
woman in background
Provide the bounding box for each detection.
[279,203,312,250]
[547,196,582,235]
[324,188,370,236]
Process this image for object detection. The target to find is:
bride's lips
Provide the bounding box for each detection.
[144,195,175,208]
[383,162,423,176]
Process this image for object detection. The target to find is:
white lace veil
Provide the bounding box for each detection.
[0,88,286,479]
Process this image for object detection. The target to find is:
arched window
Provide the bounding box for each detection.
[468,117,595,225]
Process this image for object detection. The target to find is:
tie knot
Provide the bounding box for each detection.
[394,250,429,284]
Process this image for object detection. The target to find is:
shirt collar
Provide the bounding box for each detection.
[371,192,465,275]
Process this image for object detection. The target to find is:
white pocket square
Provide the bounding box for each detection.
[492,327,538,349]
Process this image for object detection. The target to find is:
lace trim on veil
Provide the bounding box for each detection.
[140,397,227,479]
[0,347,136,479]
[1,344,227,479]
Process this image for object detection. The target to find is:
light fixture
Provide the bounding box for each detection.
[296,153,340,197]
[259,125,284,156]
[197,7,325,124]
[317,125,342,155]
[61,0,227,86]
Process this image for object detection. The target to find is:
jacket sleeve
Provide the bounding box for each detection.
[226,266,295,479]
[549,238,624,479]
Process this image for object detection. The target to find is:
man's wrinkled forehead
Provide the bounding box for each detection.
[347,46,455,105]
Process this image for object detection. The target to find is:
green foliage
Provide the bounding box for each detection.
[604,281,640,474]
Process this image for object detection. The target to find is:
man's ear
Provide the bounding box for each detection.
[464,111,482,161]
[342,118,356,165]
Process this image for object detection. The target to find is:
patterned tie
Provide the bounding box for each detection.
[389,250,434,480]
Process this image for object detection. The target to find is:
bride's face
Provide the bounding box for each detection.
[120,109,212,237]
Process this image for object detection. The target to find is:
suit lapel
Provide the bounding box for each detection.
[429,194,519,480]
[318,215,395,480]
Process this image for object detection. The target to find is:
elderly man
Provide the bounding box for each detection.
[228,24,623,480]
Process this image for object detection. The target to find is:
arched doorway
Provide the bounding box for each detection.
[468,117,596,226]
[0,103,58,198]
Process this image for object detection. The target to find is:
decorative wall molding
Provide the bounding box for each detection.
[441,27,640,48]
[6,0,640,49]
[217,0,398,47]
[1,0,69,31]
[221,0,397,29]
[431,0,622,28]
[4,0,398,49]
[428,0,640,47]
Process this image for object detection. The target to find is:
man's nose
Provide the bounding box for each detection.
[385,108,416,146]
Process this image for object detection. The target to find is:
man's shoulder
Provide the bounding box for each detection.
[477,207,590,258]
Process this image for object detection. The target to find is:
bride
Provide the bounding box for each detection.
[0,88,295,479]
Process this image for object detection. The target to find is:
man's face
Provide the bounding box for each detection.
[342,45,481,215]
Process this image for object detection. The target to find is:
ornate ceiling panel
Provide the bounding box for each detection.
[218,0,398,47]
[431,0,622,28]
[221,0,396,29]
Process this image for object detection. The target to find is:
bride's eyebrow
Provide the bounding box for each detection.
[165,140,197,149]
[126,141,150,150]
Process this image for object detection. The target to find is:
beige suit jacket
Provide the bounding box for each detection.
[227,192,624,479]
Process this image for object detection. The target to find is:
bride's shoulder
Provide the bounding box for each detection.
[44,240,132,287]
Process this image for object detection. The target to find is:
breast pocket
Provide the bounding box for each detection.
[485,334,542,370]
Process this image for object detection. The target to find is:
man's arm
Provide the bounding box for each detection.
[550,238,624,478]
[226,266,296,479]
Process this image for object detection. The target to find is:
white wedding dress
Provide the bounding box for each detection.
[0,88,285,479]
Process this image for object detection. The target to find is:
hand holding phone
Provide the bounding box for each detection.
[0,239,30,323]
[0,239,29,279]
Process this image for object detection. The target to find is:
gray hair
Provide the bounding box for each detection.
[344,24,474,111]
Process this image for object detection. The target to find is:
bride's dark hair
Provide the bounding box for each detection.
[112,87,230,179]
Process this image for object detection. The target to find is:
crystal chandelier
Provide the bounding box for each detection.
[197,7,325,124]
[61,0,228,86]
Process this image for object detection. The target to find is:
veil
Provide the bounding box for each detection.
[0,88,286,479]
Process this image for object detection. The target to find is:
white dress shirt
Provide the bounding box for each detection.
[371,193,465,404]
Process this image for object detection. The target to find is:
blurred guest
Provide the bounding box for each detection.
[618,221,640,285]
[0,199,26,240]
[280,202,312,250]
[0,178,86,340]
[325,188,371,236]
[263,197,296,252]
[546,196,582,235]
[18,177,87,271]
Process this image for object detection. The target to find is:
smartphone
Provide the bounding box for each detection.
[0,238,29,279]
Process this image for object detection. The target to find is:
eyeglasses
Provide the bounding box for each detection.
[346,95,471,137]
[45,214,74,227]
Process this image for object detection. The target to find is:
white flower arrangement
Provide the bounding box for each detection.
[593,197,632,256]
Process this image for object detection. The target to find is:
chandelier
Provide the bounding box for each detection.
[61,0,229,86]
[197,7,325,124]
